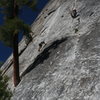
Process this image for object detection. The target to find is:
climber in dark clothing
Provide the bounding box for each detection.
[70,9,79,19]
[38,41,46,52]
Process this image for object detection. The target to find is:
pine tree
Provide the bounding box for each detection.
[0,0,37,87]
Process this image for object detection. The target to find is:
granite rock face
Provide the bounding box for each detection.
[1,0,100,100]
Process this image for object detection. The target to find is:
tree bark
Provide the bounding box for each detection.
[12,0,20,87]
[13,33,20,87]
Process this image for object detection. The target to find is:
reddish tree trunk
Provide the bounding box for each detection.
[13,33,20,87]
[12,0,20,87]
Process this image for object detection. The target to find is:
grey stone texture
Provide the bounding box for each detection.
[1,0,100,100]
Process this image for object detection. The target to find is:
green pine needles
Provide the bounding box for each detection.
[0,0,36,47]
[0,17,31,47]
[0,62,3,68]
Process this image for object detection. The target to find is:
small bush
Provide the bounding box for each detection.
[0,70,12,100]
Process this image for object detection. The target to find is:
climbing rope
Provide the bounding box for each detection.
[72,0,77,10]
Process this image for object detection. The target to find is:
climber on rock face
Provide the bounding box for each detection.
[69,0,81,33]
[70,0,79,19]
[38,41,46,52]
[70,9,80,33]
[70,9,78,18]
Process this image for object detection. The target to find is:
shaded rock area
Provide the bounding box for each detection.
[1,0,100,100]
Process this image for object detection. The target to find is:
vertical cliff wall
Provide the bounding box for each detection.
[1,0,100,100]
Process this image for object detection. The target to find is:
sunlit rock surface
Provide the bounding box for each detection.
[1,0,100,99]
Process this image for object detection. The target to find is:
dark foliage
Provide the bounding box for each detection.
[0,70,12,100]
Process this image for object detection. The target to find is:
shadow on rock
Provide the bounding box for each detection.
[21,37,68,77]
